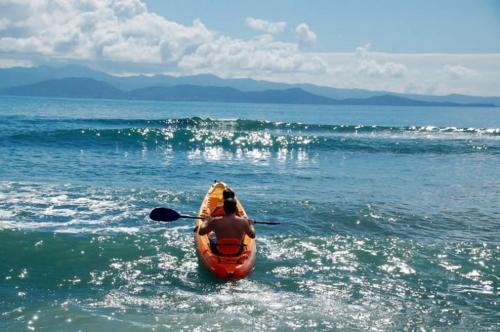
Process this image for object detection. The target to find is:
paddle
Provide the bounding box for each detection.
[149,208,281,225]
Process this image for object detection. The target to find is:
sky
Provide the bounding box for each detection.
[0,0,499,96]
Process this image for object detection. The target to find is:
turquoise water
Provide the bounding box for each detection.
[0,96,499,331]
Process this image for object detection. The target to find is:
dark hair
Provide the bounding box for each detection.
[223,188,235,200]
[223,197,237,215]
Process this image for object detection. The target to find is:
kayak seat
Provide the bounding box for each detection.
[211,205,243,217]
[211,206,225,217]
[214,238,245,257]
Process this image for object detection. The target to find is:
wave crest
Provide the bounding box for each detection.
[2,117,499,154]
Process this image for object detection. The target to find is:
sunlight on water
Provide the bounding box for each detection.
[1,100,499,330]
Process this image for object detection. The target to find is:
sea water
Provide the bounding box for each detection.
[0,96,499,331]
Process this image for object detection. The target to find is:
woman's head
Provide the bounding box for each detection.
[223,188,235,200]
[223,197,237,215]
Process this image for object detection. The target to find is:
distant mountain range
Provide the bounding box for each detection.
[0,65,498,107]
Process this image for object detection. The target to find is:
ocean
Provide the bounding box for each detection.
[0,96,499,331]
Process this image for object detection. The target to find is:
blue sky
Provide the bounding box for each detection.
[145,0,500,53]
[0,0,499,96]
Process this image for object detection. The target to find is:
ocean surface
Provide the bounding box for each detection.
[0,96,499,331]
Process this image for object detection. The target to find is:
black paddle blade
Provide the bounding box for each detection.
[149,208,181,222]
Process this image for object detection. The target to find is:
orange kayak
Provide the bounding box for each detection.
[194,182,256,279]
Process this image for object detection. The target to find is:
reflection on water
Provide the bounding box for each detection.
[185,146,316,166]
[1,223,497,330]
[1,99,499,330]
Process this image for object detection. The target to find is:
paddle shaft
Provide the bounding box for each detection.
[182,215,280,224]
[250,220,281,225]
[180,215,204,219]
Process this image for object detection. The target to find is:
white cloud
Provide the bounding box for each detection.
[315,51,499,96]
[0,0,324,76]
[356,59,408,78]
[0,57,32,68]
[344,44,408,78]
[179,35,326,76]
[442,64,478,80]
[0,0,212,66]
[295,23,317,48]
[245,17,286,34]
[0,1,499,96]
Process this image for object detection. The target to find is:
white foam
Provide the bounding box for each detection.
[0,182,169,234]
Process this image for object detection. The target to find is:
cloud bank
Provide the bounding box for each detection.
[0,0,498,96]
[0,0,322,75]
[0,0,211,67]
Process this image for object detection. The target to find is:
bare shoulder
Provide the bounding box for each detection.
[234,215,249,224]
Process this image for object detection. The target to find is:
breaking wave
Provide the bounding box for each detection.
[2,117,499,154]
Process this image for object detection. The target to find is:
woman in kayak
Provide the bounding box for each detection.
[199,197,256,255]
[211,187,237,217]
